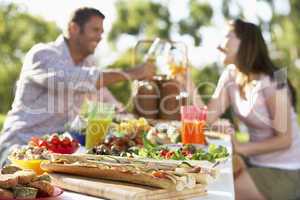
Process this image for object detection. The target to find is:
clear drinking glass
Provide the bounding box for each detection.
[180,105,207,144]
[85,102,115,149]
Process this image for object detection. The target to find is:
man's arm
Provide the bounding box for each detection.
[96,63,155,89]
[25,47,155,92]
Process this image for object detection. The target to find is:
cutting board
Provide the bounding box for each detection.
[50,173,207,200]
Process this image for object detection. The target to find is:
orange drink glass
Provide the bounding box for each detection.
[169,63,187,76]
[181,105,207,145]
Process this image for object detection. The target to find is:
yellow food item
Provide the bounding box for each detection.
[115,118,150,135]
[8,158,45,175]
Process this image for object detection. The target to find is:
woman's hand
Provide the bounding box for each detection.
[232,137,247,157]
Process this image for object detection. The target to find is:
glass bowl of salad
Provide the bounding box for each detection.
[8,145,50,175]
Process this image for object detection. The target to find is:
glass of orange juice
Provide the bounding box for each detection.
[168,47,187,77]
[181,105,207,145]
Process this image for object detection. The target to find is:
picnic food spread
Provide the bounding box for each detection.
[1,110,231,199]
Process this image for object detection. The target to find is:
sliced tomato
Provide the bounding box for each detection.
[187,153,193,159]
[182,150,192,157]
[159,149,168,157]
[165,151,174,159]
[46,143,54,151]
[151,171,166,179]
[134,137,143,146]
[30,137,39,146]
[30,136,38,142]
[38,139,48,148]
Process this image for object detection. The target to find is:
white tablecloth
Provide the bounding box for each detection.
[55,138,235,200]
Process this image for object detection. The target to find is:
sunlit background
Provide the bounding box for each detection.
[2,0,291,67]
[0,0,299,129]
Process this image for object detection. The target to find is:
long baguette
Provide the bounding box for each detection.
[50,153,217,174]
[41,162,181,190]
[48,153,217,185]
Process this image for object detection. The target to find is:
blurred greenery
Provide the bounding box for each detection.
[1,0,300,132]
[0,114,5,130]
[108,0,212,46]
[0,3,60,114]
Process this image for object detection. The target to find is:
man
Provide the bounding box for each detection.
[0,7,155,164]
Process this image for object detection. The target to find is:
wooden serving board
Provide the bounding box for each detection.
[50,173,207,200]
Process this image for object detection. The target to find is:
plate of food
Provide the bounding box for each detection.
[8,145,51,175]
[30,132,80,154]
[0,165,63,200]
[89,130,230,164]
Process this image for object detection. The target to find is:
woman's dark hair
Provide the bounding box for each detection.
[69,7,105,32]
[231,19,297,110]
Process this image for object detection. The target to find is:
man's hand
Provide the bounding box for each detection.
[96,62,156,89]
[128,62,156,80]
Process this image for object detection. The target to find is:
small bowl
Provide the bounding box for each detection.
[8,157,46,175]
[70,131,85,146]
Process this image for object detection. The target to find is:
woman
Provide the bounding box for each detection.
[197,19,300,200]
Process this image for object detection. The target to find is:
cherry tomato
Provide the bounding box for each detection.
[50,137,60,145]
[55,144,65,153]
[62,137,71,146]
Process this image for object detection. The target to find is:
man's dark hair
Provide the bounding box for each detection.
[69,7,105,31]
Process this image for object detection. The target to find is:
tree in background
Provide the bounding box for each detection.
[0,3,60,114]
[109,0,212,45]
[269,0,300,113]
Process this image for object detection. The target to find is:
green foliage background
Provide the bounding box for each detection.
[0,4,60,114]
[1,0,300,130]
